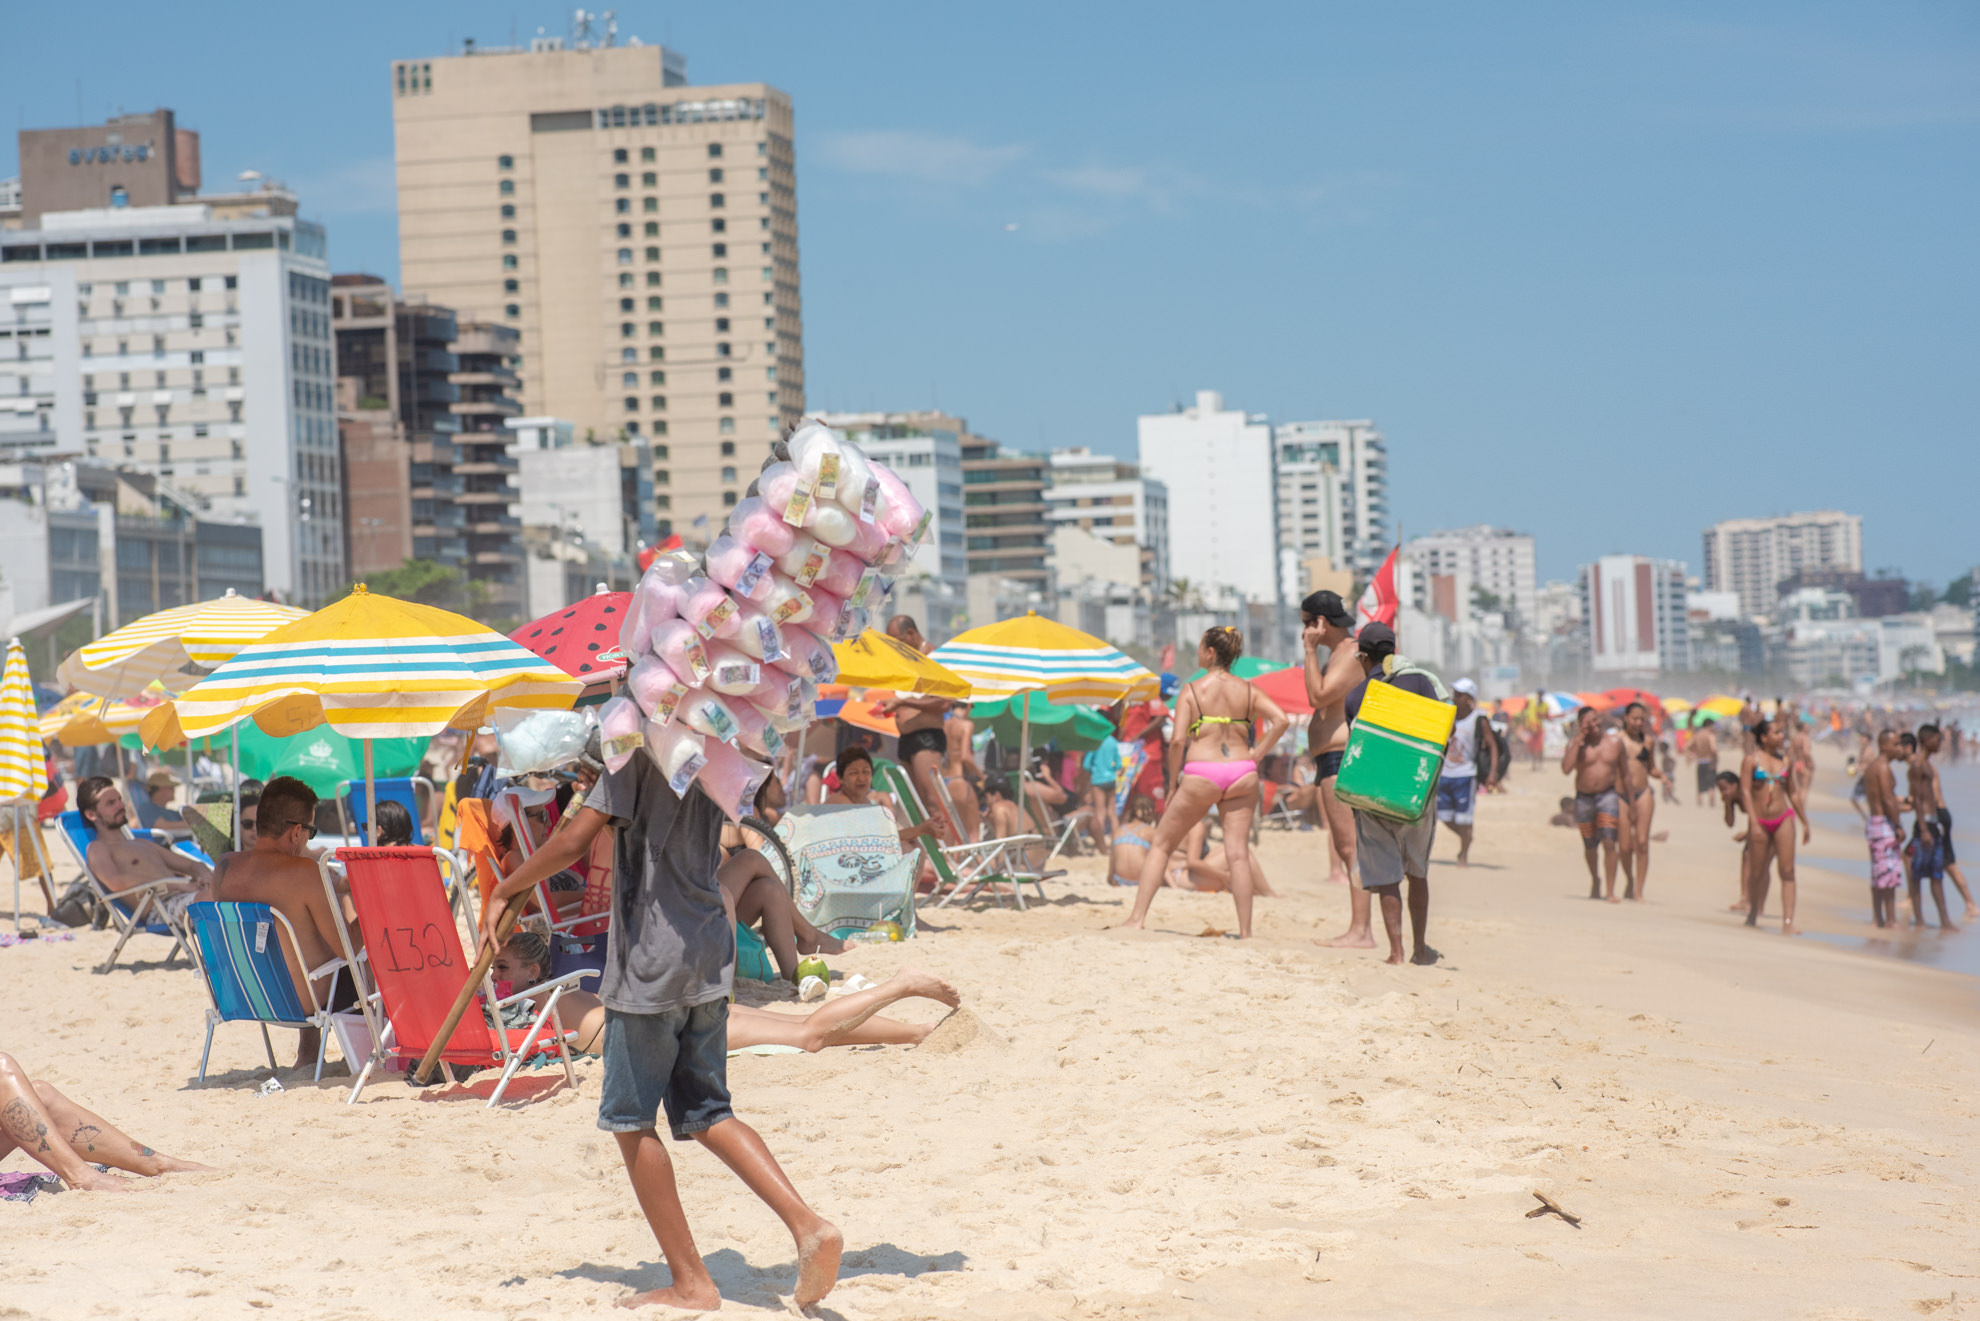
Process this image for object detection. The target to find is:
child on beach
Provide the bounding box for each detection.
[486,752,842,1311]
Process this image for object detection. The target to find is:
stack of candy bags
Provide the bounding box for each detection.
[597,421,931,819]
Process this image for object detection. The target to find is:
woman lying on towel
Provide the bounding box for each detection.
[0,1052,213,1192]
[489,933,960,1055]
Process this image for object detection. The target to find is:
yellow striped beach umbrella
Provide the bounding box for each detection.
[929,611,1158,705]
[832,629,972,699]
[3,638,54,931]
[37,688,169,746]
[58,589,309,699]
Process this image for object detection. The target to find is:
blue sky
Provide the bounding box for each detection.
[8,2,1975,587]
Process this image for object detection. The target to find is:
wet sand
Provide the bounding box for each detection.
[3,743,1977,1318]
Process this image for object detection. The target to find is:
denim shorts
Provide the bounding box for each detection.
[596,1000,734,1140]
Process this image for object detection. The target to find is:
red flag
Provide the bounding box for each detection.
[1356,545,1400,628]
[1158,642,1176,673]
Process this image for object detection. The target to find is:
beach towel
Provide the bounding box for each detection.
[0,1171,64,1204]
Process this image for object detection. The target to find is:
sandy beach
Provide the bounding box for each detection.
[6,745,1978,1320]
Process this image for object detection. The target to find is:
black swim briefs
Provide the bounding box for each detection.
[897,726,948,763]
[1316,750,1345,781]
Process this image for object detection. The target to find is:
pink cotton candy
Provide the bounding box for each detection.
[704,535,776,602]
[726,496,797,558]
[845,516,890,565]
[870,462,924,540]
[770,625,839,685]
[805,586,845,641]
[741,668,801,716]
[682,576,743,641]
[621,556,692,656]
[598,695,646,773]
[813,548,866,599]
[759,462,803,520]
[703,641,764,696]
[724,696,782,760]
[693,738,773,823]
[650,618,712,686]
[726,598,789,663]
[643,717,709,796]
[774,532,831,587]
[627,653,690,722]
[679,691,743,745]
[757,570,815,626]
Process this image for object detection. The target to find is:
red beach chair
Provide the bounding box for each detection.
[337,846,588,1107]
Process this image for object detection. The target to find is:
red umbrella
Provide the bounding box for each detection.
[1253,664,1313,716]
[1602,687,1663,711]
[508,590,633,681]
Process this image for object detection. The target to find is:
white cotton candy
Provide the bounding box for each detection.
[726,598,789,663]
[703,641,764,696]
[680,691,743,745]
[774,532,832,588]
[757,570,815,626]
[598,695,645,773]
[643,717,709,796]
[621,553,694,656]
[788,421,874,509]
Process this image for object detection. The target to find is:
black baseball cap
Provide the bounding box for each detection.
[1356,621,1397,660]
[1302,590,1354,629]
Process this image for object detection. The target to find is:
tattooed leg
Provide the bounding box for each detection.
[0,1053,211,1187]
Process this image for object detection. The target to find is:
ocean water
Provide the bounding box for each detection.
[1803,757,1980,980]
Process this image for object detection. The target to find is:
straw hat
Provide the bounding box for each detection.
[144,768,178,791]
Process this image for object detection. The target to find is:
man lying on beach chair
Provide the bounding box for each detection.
[210,776,365,1070]
[66,778,211,973]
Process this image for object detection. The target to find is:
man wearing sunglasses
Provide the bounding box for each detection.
[212,776,362,1069]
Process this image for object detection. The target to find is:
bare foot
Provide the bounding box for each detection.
[1325,872,1350,886]
[793,1220,843,1307]
[892,967,961,1009]
[150,1155,217,1174]
[1606,895,1621,905]
[619,1282,721,1311]
[1383,950,1405,966]
[1727,901,1747,912]
[1318,930,1377,949]
[1410,945,1440,966]
[1782,925,1802,936]
[72,1171,137,1193]
[1111,919,1145,932]
[1943,920,1962,934]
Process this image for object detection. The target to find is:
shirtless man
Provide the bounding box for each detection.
[1300,590,1374,948]
[1787,712,1816,802]
[1689,720,1719,806]
[1561,707,1625,901]
[75,776,211,922]
[1861,730,1908,928]
[211,776,363,1068]
[875,615,961,844]
[1909,725,1975,927]
[1616,702,1665,900]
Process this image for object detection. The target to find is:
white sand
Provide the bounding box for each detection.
[5,748,1978,1318]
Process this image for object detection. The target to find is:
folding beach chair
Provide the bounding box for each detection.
[875,764,1055,910]
[337,776,434,846]
[184,901,349,1082]
[56,810,193,974]
[489,789,611,986]
[338,846,587,1107]
[1016,778,1093,865]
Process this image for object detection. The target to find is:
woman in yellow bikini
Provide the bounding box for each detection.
[1118,627,1289,939]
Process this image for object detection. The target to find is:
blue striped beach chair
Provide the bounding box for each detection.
[184,901,349,1082]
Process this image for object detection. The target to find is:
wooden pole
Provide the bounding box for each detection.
[411,892,525,1086]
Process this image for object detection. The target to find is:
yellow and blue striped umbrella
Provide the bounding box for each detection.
[58,589,309,699]
[139,585,582,748]
[0,639,49,803]
[930,611,1158,705]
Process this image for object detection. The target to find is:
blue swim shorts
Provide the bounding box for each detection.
[596,1000,734,1140]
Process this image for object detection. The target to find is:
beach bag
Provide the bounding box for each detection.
[1335,656,1456,823]
[50,880,102,929]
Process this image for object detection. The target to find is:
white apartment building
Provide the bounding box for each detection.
[1580,555,1691,674]
[1403,525,1537,630]
[1274,418,1387,579]
[1137,390,1278,603]
[816,411,968,597]
[1785,615,1942,688]
[1043,446,1169,594]
[0,199,342,605]
[393,38,801,541]
[1702,510,1862,619]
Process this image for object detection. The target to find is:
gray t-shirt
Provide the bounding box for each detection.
[585,753,732,1014]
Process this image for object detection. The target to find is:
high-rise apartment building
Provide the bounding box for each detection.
[1701,510,1862,619]
[960,432,1050,588]
[1580,554,1690,674]
[1043,447,1169,594]
[1274,419,1387,579]
[1404,525,1538,630]
[0,158,341,605]
[391,37,802,541]
[1273,431,1344,598]
[814,411,969,596]
[1138,390,1279,604]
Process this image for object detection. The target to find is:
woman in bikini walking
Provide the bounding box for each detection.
[1118,627,1289,939]
[1741,718,1809,934]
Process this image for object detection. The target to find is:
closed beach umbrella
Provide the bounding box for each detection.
[932,613,1156,801]
[833,629,972,699]
[3,638,53,931]
[139,585,581,828]
[57,589,308,700]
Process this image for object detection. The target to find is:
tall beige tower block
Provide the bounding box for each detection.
[392,43,802,539]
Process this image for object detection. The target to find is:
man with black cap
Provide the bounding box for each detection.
[1341,621,1447,966]
[1300,590,1375,949]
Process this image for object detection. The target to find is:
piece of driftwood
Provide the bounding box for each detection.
[1526,1191,1581,1227]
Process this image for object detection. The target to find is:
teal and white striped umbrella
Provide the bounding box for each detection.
[929,612,1157,705]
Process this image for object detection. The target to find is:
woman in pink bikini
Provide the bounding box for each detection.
[1741,718,1810,934]
[1118,627,1289,939]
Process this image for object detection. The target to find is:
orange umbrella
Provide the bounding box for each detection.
[836,698,899,738]
[1575,691,1615,711]
[1602,687,1663,711]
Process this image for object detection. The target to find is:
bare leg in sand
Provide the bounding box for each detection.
[1317,776,1374,947]
[0,1052,214,1191]
[729,968,962,1052]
